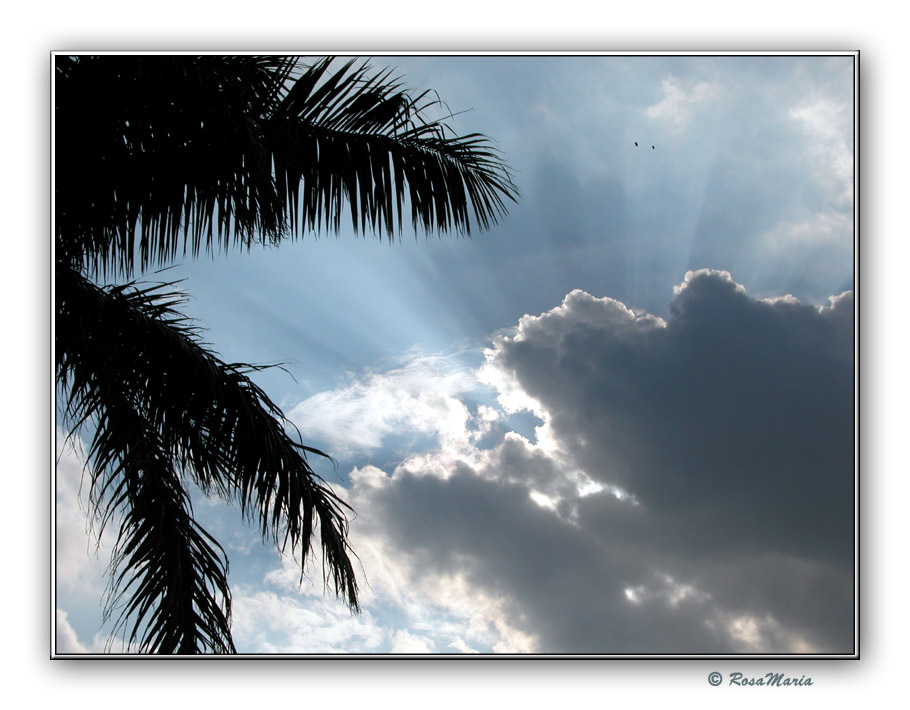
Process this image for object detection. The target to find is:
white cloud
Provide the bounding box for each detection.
[646,75,721,127]
[56,428,147,654]
[54,607,140,654]
[790,96,854,205]
[55,430,110,597]
[478,346,546,418]
[229,534,536,654]
[673,266,742,294]
[288,353,484,457]
[759,209,853,250]
[390,629,435,653]
[54,428,119,655]
[708,612,815,654]
[55,609,89,654]
[231,586,387,654]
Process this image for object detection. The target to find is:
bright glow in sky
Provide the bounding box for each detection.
[55,53,855,655]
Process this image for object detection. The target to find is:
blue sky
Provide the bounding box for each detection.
[55,53,855,655]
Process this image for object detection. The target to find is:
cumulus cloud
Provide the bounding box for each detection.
[67,270,849,655]
[501,270,852,550]
[298,270,854,654]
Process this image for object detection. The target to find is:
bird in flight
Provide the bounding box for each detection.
[652,145,655,149]
[634,142,638,147]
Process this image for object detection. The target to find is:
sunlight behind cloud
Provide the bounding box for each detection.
[710,613,816,654]
[55,54,855,656]
[332,271,853,654]
[288,352,482,456]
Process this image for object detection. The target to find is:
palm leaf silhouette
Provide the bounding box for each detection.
[57,265,358,652]
[55,55,516,653]
[56,55,517,279]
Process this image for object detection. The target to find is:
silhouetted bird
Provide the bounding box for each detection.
[652,145,655,149]
[634,142,638,147]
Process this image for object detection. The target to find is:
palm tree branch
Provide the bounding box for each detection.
[56,264,360,623]
[55,56,518,280]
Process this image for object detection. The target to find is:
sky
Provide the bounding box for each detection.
[54,53,856,656]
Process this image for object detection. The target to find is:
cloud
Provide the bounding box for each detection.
[55,609,89,654]
[228,534,535,654]
[301,270,854,654]
[58,270,854,655]
[288,353,484,458]
[55,608,139,654]
[646,75,721,127]
[492,270,853,566]
[758,209,853,250]
[391,629,436,653]
[230,586,387,654]
[55,429,110,596]
[55,429,151,654]
[55,428,123,653]
[790,96,854,205]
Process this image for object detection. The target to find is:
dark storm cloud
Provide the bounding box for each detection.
[353,270,854,653]
[496,270,853,566]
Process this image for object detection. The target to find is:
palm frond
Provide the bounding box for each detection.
[55,55,518,280]
[270,57,518,239]
[56,264,360,650]
[55,55,298,278]
[54,53,516,653]
[96,397,235,653]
